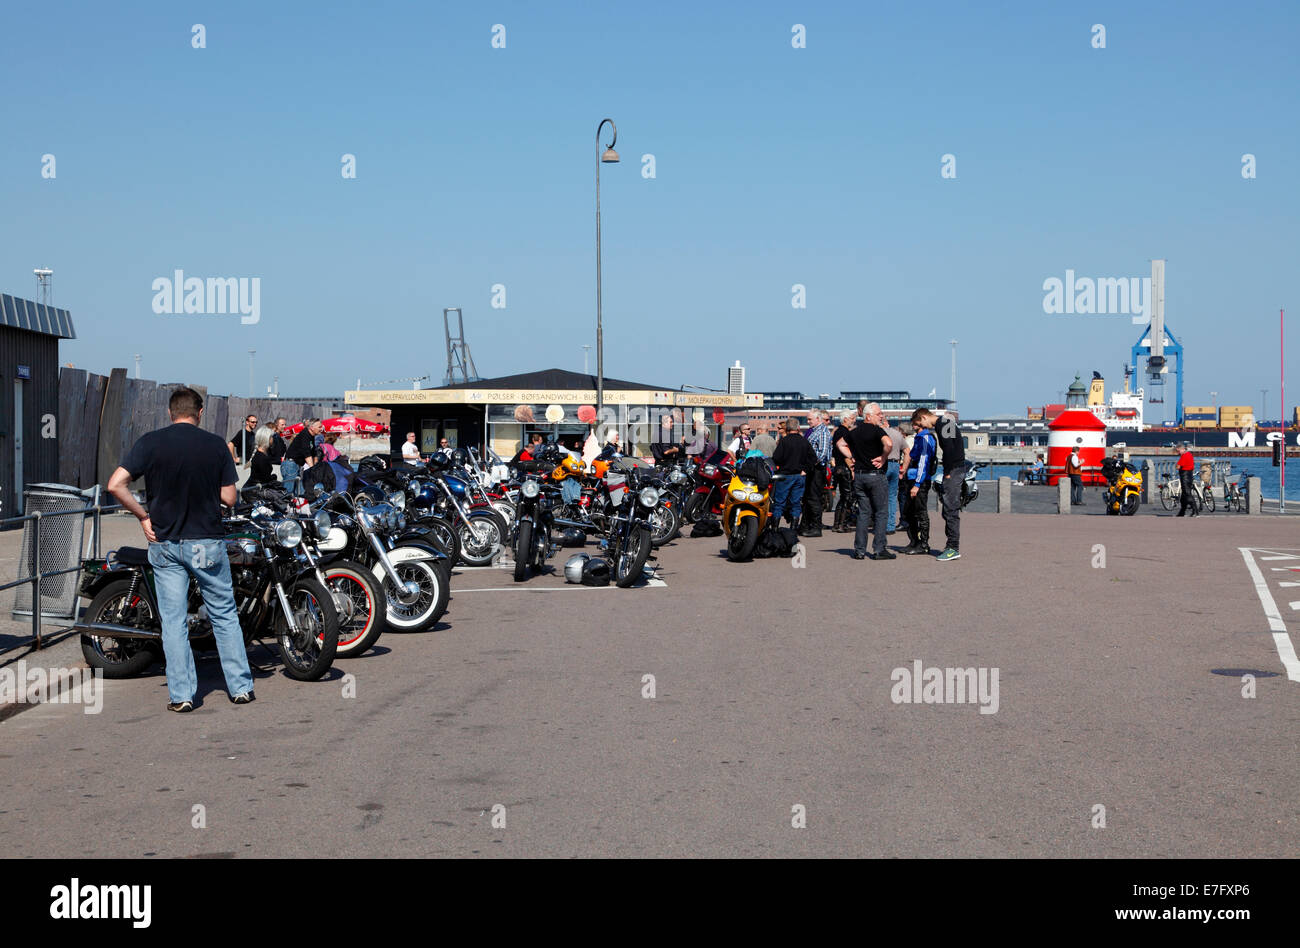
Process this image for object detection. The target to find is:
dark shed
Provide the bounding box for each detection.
[1,293,77,520]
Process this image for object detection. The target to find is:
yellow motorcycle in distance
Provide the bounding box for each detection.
[722,458,776,561]
[1100,457,1142,516]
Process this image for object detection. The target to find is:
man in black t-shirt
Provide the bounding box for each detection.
[837,412,895,560]
[281,418,322,497]
[229,413,258,486]
[106,387,255,712]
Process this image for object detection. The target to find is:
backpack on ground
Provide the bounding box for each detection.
[753,524,799,558]
[690,518,723,538]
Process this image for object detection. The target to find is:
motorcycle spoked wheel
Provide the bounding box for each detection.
[456,511,507,567]
[648,502,680,547]
[383,560,450,631]
[273,577,339,681]
[420,516,461,569]
[80,580,162,678]
[322,561,387,658]
[614,525,652,588]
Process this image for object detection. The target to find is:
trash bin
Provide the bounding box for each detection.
[11,483,98,621]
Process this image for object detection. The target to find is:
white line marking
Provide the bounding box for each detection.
[1238,548,1300,682]
[454,570,666,592]
[1261,555,1300,560]
[1280,582,1300,587]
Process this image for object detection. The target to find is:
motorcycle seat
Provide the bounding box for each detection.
[115,546,150,566]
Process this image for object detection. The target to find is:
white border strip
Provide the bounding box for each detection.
[1238,548,1300,682]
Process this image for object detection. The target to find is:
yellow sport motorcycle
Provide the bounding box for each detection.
[722,460,776,561]
[1100,457,1142,516]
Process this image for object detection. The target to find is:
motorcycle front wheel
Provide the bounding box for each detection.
[727,516,759,562]
[648,502,680,547]
[614,526,652,587]
[513,520,532,582]
[682,491,710,525]
[322,560,387,658]
[1120,492,1140,516]
[274,577,339,681]
[383,560,450,631]
[456,511,507,567]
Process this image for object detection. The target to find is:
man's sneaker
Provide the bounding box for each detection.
[231,691,256,705]
[936,548,961,562]
[874,550,897,560]
[901,543,928,555]
[167,700,193,713]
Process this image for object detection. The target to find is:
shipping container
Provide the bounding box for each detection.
[1185,405,1215,413]
[1184,420,1216,429]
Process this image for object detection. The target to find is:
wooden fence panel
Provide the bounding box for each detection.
[96,368,128,487]
[82,372,106,486]
[57,367,88,486]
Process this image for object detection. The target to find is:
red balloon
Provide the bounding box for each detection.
[712,410,727,425]
[577,405,597,424]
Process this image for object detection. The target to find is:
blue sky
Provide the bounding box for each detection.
[3,0,1297,419]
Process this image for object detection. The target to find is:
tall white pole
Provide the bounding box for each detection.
[950,339,958,409]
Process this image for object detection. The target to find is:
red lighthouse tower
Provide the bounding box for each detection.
[1047,376,1108,485]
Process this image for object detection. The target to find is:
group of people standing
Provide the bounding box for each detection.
[731,401,966,562]
[227,413,333,496]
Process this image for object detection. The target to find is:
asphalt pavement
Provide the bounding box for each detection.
[1,510,1297,857]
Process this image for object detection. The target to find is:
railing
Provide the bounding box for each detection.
[1148,458,1235,488]
[1,500,120,651]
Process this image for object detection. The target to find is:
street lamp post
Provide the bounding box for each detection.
[950,339,958,409]
[248,349,256,398]
[596,118,619,427]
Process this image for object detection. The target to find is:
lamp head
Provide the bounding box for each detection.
[601,147,620,163]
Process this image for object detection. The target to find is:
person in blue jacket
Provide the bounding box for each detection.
[901,408,938,555]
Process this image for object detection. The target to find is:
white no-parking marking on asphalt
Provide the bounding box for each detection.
[1238,548,1300,682]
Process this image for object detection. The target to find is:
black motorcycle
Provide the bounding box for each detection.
[511,462,559,581]
[76,506,339,681]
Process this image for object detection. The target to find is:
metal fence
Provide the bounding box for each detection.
[1148,458,1235,490]
[2,495,116,651]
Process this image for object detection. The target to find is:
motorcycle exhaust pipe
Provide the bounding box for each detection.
[73,621,162,641]
[551,517,595,532]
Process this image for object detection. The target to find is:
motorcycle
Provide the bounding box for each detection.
[246,484,388,659]
[599,466,658,587]
[76,506,339,681]
[1100,457,1142,516]
[722,458,777,562]
[682,449,735,524]
[419,456,508,567]
[511,462,559,581]
[934,460,988,511]
[311,486,451,632]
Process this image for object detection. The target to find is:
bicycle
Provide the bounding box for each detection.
[1160,475,1211,513]
[1224,477,1245,513]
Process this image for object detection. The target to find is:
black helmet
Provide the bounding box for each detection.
[452,447,469,467]
[560,527,586,547]
[535,442,560,463]
[580,558,610,587]
[425,450,451,471]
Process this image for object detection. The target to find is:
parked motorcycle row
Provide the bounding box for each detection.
[72,442,990,685]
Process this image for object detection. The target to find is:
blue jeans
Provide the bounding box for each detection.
[772,475,805,524]
[148,539,253,703]
[853,470,889,555]
[280,459,301,496]
[886,460,900,529]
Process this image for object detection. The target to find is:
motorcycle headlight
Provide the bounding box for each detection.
[274,520,303,548]
[702,465,716,477]
[731,487,748,501]
[748,492,763,503]
[639,486,660,508]
[388,490,406,511]
[669,469,687,484]
[521,479,540,499]
[314,510,332,538]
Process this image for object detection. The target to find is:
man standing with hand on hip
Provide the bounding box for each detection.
[106,387,255,712]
